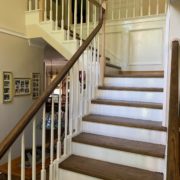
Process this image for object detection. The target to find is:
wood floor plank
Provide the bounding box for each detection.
[59,155,164,180]
[72,133,165,158]
[83,114,167,132]
[91,99,163,109]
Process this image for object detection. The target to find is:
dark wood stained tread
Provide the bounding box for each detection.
[72,133,166,158]
[98,86,164,92]
[59,155,164,180]
[91,99,163,109]
[105,71,164,78]
[106,63,121,70]
[83,114,167,132]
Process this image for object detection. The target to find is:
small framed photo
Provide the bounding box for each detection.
[14,78,31,96]
[32,73,41,99]
[2,72,13,103]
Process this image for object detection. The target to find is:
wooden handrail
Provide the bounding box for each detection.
[167,40,180,180]
[0,0,105,159]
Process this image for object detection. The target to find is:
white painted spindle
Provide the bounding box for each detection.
[112,0,114,20]
[67,0,71,40]
[57,84,62,160]
[32,118,36,180]
[8,149,11,180]
[50,0,53,21]
[49,96,55,180]
[21,133,25,180]
[126,0,129,19]
[87,0,90,36]
[73,0,77,40]
[29,0,32,11]
[61,0,65,30]
[55,0,58,30]
[44,0,47,21]
[133,0,136,18]
[140,0,143,17]
[35,0,38,10]
[41,105,46,180]
[148,0,151,16]
[80,0,83,45]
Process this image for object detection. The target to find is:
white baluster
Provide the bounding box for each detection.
[126,0,129,19]
[8,149,11,180]
[140,0,143,17]
[61,0,65,30]
[32,118,36,180]
[97,34,100,87]
[119,0,121,20]
[55,0,58,30]
[49,96,55,180]
[41,105,46,180]
[164,0,167,14]
[148,0,151,16]
[133,0,136,18]
[87,0,90,36]
[80,0,83,45]
[73,0,77,40]
[44,0,47,21]
[64,77,68,155]
[112,0,114,20]
[21,133,25,180]
[29,0,32,11]
[156,0,159,15]
[50,0,53,21]
[67,0,71,40]
[35,0,38,10]
[57,83,62,160]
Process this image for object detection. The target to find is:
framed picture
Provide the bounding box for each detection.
[3,72,13,103]
[32,73,41,99]
[14,78,31,96]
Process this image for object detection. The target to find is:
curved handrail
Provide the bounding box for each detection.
[0,0,105,159]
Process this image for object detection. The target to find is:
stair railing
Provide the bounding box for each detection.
[0,0,105,180]
[167,40,180,180]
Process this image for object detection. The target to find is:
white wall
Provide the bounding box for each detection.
[0,32,44,162]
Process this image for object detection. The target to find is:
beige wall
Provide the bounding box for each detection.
[0,32,44,144]
[0,0,26,34]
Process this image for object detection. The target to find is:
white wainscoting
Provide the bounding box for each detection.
[105,16,166,71]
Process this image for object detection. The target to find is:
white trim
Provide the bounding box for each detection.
[0,27,26,39]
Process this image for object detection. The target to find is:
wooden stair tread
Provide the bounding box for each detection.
[59,155,164,180]
[91,99,163,109]
[98,86,163,92]
[72,133,165,158]
[83,114,167,131]
[106,62,121,70]
[105,71,164,78]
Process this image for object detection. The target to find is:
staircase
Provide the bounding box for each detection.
[1,0,180,180]
[58,71,166,180]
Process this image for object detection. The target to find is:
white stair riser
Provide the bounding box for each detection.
[72,143,164,173]
[59,169,101,180]
[96,90,163,103]
[90,104,163,121]
[104,77,164,88]
[82,122,167,145]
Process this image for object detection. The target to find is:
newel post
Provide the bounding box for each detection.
[99,0,106,86]
[167,40,180,180]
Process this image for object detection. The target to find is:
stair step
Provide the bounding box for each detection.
[105,71,164,78]
[91,99,163,109]
[83,114,167,132]
[98,86,163,92]
[72,133,165,158]
[59,155,164,180]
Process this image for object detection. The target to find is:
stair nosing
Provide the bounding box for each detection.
[98,86,164,92]
[83,114,167,132]
[91,99,163,109]
[72,133,165,158]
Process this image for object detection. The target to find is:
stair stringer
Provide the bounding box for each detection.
[25,10,79,60]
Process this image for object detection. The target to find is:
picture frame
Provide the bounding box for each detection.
[14,78,31,96]
[2,72,13,103]
[32,73,41,99]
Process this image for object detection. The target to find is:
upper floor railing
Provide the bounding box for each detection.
[106,0,168,21]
